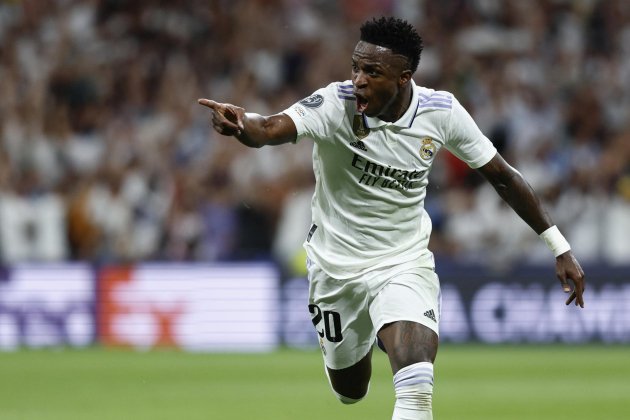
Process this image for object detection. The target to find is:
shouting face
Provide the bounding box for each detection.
[351,41,413,122]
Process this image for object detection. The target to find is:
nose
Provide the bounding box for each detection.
[353,71,368,89]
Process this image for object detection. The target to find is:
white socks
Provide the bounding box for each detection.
[392,362,434,420]
[321,360,433,417]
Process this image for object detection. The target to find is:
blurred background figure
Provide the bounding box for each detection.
[1,0,629,274]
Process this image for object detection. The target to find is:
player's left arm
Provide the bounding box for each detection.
[476,152,586,307]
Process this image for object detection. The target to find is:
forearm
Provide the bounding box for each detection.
[234,113,272,148]
[236,113,296,148]
[197,98,297,147]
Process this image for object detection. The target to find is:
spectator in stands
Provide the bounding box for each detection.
[0,0,628,266]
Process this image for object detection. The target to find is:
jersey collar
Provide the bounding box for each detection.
[361,79,420,129]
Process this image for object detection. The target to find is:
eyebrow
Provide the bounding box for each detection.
[352,57,385,69]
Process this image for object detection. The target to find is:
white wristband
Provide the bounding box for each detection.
[539,225,571,257]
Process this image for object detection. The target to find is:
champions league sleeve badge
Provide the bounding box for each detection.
[420,137,436,160]
[299,94,324,108]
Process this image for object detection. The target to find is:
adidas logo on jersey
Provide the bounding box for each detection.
[424,309,436,322]
[350,140,368,151]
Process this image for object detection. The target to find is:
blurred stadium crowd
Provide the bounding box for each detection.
[0,0,629,273]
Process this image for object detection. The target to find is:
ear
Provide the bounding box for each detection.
[399,69,412,87]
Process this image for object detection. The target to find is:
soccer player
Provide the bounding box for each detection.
[198,16,585,420]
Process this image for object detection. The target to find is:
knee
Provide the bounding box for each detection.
[331,384,369,405]
[334,392,364,405]
[324,360,371,404]
[378,322,438,372]
[390,350,434,372]
[327,372,369,404]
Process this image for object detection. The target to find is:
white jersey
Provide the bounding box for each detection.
[283,80,497,279]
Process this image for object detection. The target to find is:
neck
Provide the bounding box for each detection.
[380,83,413,122]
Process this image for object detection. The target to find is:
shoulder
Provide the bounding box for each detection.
[299,81,354,112]
[415,85,455,112]
[333,80,355,102]
[285,81,354,139]
[325,81,356,110]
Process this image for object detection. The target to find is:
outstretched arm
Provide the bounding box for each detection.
[476,152,586,307]
[198,98,297,148]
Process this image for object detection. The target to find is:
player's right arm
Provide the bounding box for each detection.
[198,98,297,147]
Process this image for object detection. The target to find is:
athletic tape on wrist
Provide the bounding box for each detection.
[539,225,571,257]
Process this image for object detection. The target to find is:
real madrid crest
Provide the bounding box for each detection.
[352,115,370,139]
[420,137,436,160]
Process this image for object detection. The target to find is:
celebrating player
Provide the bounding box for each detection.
[199,16,585,420]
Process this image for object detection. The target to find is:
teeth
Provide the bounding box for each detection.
[356,99,367,113]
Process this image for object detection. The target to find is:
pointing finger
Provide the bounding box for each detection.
[198,98,219,109]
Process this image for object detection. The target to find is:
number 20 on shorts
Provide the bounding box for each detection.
[308,304,343,343]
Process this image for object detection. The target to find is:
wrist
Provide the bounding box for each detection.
[539,225,571,257]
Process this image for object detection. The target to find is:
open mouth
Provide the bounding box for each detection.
[355,93,368,113]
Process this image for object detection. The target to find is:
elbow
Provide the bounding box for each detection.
[235,133,266,148]
[242,137,263,148]
[493,168,520,192]
[494,181,509,194]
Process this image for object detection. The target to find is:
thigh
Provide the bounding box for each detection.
[370,268,441,373]
[307,261,375,371]
[369,268,441,338]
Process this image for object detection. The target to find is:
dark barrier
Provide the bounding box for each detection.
[1,263,628,350]
[0,264,96,350]
[0,263,279,351]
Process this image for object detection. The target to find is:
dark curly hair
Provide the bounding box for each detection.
[359,17,423,73]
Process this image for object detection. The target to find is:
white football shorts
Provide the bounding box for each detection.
[306,258,441,370]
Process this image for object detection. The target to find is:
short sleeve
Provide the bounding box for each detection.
[282,83,346,143]
[443,97,497,169]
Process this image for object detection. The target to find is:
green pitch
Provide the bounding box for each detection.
[0,345,628,420]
